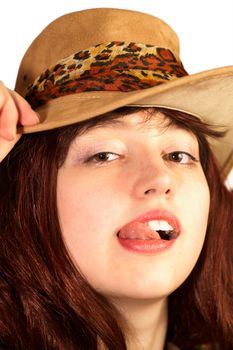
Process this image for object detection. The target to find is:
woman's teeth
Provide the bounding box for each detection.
[146,220,176,240]
[146,220,174,232]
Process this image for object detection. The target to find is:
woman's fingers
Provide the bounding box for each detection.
[0,81,40,162]
[0,134,21,163]
[0,81,19,140]
[10,89,40,126]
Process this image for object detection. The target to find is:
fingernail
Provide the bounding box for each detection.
[35,112,40,123]
[27,112,40,125]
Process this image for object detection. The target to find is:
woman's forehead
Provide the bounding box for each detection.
[70,110,198,147]
[81,109,193,136]
[117,110,168,128]
[82,110,171,133]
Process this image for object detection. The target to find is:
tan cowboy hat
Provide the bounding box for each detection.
[15,8,233,172]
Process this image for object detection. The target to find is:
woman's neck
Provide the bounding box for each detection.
[111,297,168,350]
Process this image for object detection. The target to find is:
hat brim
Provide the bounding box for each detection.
[17,66,233,171]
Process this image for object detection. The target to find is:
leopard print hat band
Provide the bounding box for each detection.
[25,41,188,109]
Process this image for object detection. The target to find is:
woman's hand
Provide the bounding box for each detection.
[0,81,39,162]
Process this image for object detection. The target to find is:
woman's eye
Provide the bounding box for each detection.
[85,152,119,163]
[164,151,198,165]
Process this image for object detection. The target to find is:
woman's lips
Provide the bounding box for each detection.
[117,209,180,254]
[117,236,175,254]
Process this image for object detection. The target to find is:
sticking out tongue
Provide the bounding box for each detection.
[118,222,161,240]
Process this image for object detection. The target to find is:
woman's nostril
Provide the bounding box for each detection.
[144,187,171,195]
[144,188,156,195]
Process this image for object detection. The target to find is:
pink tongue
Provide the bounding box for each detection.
[119,222,161,240]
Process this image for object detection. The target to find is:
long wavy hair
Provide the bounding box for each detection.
[0,107,232,350]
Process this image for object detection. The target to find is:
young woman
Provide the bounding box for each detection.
[0,8,232,350]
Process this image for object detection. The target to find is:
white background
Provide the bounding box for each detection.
[0,0,233,187]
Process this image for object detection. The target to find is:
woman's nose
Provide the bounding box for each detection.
[132,156,173,198]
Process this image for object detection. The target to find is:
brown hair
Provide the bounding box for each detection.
[0,107,232,349]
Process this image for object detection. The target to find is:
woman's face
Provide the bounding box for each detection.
[57,110,210,300]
